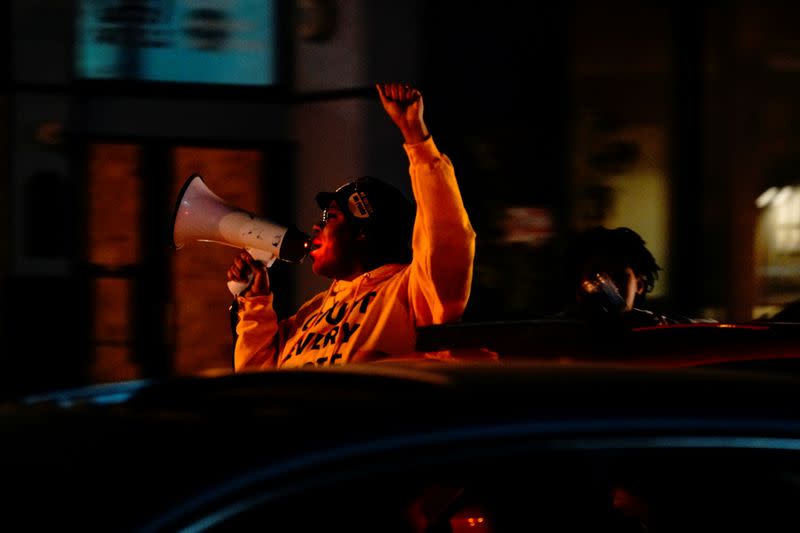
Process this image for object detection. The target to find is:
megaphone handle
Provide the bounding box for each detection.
[227,247,274,296]
[227,275,252,297]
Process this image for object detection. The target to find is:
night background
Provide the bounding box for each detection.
[3,0,800,397]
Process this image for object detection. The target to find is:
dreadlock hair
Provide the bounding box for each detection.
[562,226,661,297]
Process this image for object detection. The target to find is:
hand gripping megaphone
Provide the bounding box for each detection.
[170,174,311,294]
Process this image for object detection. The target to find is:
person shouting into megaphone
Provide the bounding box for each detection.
[227,82,491,369]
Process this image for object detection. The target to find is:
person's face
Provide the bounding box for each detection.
[620,267,644,311]
[309,201,363,280]
[576,263,644,314]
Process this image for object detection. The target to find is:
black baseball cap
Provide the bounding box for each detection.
[315,176,415,238]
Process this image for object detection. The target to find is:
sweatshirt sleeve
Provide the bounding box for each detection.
[405,136,476,326]
[233,294,282,371]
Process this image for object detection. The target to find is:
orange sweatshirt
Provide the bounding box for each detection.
[233,136,477,369]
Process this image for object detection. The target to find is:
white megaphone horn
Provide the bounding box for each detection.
[170,174,311,294]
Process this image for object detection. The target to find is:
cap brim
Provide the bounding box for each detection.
[315,191,337,210]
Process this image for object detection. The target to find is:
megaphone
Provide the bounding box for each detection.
[170,174,311,294]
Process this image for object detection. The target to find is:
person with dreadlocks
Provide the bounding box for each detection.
[559,226,694,327]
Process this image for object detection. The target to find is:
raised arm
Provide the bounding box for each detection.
[377,82,476,326]
[376,82,430,145]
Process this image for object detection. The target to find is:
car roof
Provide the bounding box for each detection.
[8,360,800,426]
[416,319,800,370]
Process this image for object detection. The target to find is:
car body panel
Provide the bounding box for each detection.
[4,361,800,531]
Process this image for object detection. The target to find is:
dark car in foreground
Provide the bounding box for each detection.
[3,358,800,532]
